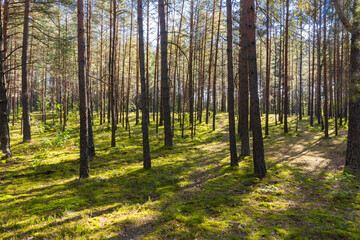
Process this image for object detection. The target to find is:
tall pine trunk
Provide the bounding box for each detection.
[158,0,173,147]
[77,0,90,179]
[238,0,250,156]
[226,0,238,167]
[247,0,266,178]
[137,0,151,169]
[21,0,31,142]
[0,0,12,158]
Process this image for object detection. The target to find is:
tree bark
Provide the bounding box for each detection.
[21,0,31,142]
[238,0,250,156]
[77,0,90,179]
[323,8,329,138]
[86,0,95,156]
[226,0,238,167]
[283,0,289,133]
[0,0,12,158]
[213,0,222,131]
[137,0,151,169]
[334,0,360,169]
[158,0,173,147]
[247,0,266,178]
[265,0,270,136]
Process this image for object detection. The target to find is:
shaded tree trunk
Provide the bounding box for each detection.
[137,0,151,169]
[213,0,222,131]
[323,8,329,138]
[86,0,95,156]
[247,0,266,178]
[21,0,31,142]
[158,0,173,147]
[334,0,360,169]
[226,0,238,167]
[283,0,289,133]
[0,0,12,158]
[265,0,270,136]
[238,0,250,156]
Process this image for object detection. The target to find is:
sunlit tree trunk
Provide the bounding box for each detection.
[77,0,90,178]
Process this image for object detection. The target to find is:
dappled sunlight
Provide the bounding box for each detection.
[0,113,359,239]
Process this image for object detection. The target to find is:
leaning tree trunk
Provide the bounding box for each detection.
[21,0,31,142]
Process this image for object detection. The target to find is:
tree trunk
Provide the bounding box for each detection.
[346,29,360,168]
[323,9,329,138]
[77,0,90,179]
[158,0,173,147]
[238,0,250,156]
[226,0,238,167]
[265,0,270,136]
[0,0,12,158]
[188,0,194,137]
[21,0,31,142]
[283,0,289,133]
[86,0,95,156]
[213,1,222,131]
[334,0,360,168]
[206,0,217,125]
[137,0,151,169]
[247,0,266,178]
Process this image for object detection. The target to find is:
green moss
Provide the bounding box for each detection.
[0,113,359,239]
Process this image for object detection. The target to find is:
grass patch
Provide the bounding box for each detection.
[0,112,359,239]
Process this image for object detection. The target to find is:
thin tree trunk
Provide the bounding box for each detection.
[212,0,222,131]
[21,0,31,142]
[137,0,151,169]
[283,0,289,133]
[188,0,194,137]
[206,0,217,125]
[265,0,270,135]
[323,8,329,138]
[226,0,238,167]
[158,0,173,147]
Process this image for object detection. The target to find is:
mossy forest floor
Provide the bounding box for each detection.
[1,111,359,239]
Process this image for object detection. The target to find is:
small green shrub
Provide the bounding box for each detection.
[41,131,70,149]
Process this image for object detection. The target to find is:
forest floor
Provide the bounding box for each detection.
[0,111,359,239]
